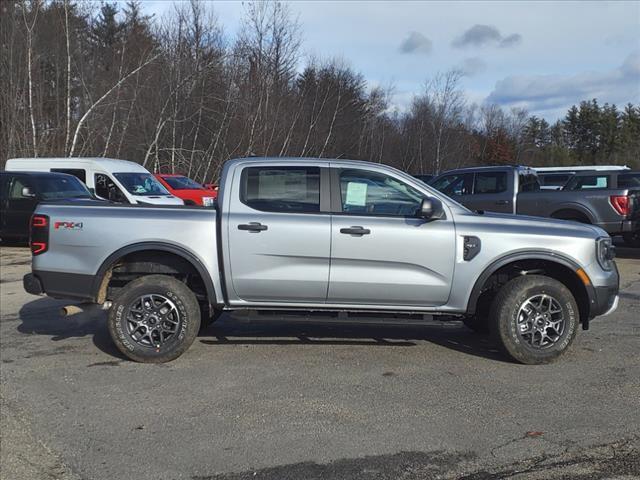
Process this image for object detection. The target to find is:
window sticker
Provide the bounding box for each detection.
[345,182,368,206]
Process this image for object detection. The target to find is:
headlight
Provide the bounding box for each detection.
[202,197,214,206]
[596,237,615,271]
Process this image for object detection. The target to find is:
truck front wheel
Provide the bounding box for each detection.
[489,275,578,364]
[107,275,201,363]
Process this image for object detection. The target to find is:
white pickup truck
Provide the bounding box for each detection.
[24,158,619,364]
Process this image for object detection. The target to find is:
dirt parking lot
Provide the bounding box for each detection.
[1,244,639,479]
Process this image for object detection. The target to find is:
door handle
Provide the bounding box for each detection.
[340,226,371,235]
[238,222,268,232]
[495,200,510,205]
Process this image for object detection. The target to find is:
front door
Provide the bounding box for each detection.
[226,165,331,303]
[5,175,38,239]
[328,167,455,306]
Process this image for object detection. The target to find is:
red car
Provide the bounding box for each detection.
[154,174,217,206]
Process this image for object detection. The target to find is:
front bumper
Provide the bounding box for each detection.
[591,285,619,317]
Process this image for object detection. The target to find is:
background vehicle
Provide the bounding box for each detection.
[563,170,640,246]
[154,174,217,206]
[1,171,97,242]
[5,158,183,206]
[430,166,639,244]
[24,158,618,365]
[533,165,630,190]
[413,174,434,183]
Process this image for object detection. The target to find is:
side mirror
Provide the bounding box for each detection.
[419,197,445,220]
[22,186,36,198]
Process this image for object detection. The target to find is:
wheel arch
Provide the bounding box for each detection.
[92,242,218,313]
[466,251,596,328]
[550,204,595,223]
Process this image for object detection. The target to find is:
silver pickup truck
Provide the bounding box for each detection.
[23,158,619,364]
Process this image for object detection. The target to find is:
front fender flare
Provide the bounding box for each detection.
[466,250,596,324]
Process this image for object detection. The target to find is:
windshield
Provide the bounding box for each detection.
[113,173,171,196]
[162,176,204,190]
[36,176,93,200]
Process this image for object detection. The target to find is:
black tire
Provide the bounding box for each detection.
[200,307,223,331]
[489,275,579,365]
[108,275,201,363]
[622,231,640,248]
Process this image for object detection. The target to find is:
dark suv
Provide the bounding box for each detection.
[0,171,96,243]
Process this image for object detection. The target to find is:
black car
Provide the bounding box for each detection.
[414,174,434,183]
[0,171,97,243]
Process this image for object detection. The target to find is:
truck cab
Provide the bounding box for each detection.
[429,166,539,214]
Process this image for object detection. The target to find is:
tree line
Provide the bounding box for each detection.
[2,0,638,184]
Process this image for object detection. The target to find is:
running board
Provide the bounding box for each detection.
[229,309,463,326]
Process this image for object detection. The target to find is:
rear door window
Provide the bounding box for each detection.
[473,172,507,194]
[240,166,320,213]
[519,173,540,192]
[540,173,572,187]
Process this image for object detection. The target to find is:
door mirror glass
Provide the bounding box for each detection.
[21,186,36,198]
[419,197,445,220]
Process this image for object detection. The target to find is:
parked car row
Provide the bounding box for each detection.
[1,157,218,243]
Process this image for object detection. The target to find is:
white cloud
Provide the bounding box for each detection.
[486,51,640,114]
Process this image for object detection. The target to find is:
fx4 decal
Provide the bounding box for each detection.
[54,221,83,230]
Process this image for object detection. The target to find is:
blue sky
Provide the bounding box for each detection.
[140,0,640,121]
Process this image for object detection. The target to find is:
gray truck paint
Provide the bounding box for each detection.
[31,158,618,318]
[430,166,639,235]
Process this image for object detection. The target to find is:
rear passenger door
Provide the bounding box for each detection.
[465,170,513,213]
[226,164,331,303]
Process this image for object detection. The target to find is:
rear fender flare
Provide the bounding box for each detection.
[92,242,218,312]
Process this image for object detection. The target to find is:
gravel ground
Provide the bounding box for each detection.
[1,244,639,479]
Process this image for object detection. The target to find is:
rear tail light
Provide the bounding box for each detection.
[30,214,49,256]
[609,195,630,216]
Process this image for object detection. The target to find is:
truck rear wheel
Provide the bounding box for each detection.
[489,275,578,364]
[107,275,201,363]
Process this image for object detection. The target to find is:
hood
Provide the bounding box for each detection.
[132,195,184,206]
[470,211,608,239]
[175,189,216,198]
